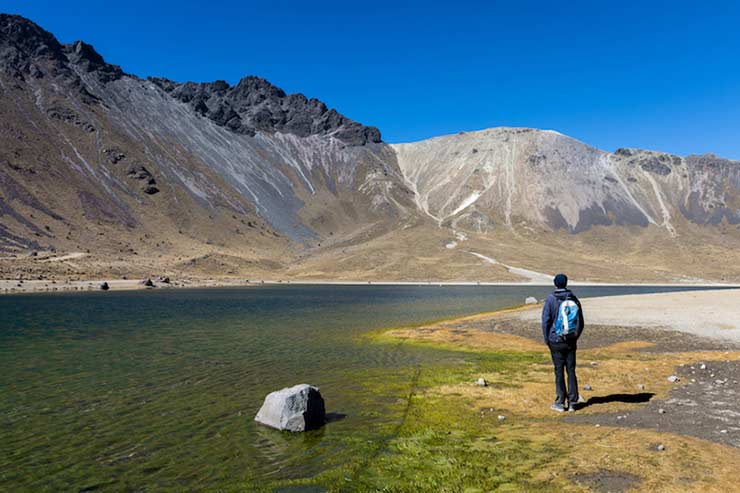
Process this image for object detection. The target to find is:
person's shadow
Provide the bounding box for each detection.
[578,392,655,409]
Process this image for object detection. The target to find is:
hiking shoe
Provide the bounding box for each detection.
[550,403,565,412]
[567,404,576,412]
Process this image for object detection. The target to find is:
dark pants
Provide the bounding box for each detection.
[548,340,578,405]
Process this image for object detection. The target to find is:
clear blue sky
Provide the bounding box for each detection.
[5,1,740,158]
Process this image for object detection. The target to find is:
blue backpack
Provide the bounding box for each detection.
[554,296,580,338]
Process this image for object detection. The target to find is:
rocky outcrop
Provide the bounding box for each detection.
[0,13,67,78]
[127,165,159,195]
[254,384,326,432]
[0,14,121,86]
[63,40,123,83]
[150,76,381,145]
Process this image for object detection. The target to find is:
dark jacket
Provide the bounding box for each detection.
[541,288,584,345]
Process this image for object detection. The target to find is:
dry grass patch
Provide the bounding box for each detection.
[382,320,740,418]
[367,317,740,491]
[432,345,740,418]
[386,326,542,353]
[514,423,740,492]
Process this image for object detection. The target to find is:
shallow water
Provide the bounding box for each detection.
[0,284,716,490]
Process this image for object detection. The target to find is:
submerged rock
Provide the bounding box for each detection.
[255,384,325,432]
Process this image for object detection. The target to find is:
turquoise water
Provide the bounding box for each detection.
[0,284,714,491]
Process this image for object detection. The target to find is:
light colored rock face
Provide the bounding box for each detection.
[391,128,740,235]
[254,384,326,432]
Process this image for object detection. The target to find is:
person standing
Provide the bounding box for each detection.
[541,273,585,412]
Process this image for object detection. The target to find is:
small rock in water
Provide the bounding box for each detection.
[657,444,666,451]
[99,281,110,291]
[525,296,538,305]
[141,278,155,288]
[699,363,707,370]
[667,375,680,383]
[255,384,326,432]
[497,415,506,421]
[583,384,592,391]
[475,378,487,387]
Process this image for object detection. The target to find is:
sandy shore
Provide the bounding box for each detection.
[520,288,740,342]
[2,276,740,295]
[0,277,264,294]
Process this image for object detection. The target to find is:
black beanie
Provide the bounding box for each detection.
[554,273,568,289]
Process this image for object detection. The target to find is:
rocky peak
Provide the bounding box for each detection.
[0,14,67,77]
[0,14,64,58]
[150,75,381,145]
[0,14,122,83]
[62,40,123,82]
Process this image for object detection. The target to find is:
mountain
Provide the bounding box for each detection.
[393,128,740,235]
[1,14,739,283]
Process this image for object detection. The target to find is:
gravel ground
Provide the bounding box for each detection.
[569,470,641,493]
[570,360,740,448]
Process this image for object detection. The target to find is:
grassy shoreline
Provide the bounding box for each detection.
[271,300,740,491]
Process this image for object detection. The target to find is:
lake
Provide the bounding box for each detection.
[0,284,715,491]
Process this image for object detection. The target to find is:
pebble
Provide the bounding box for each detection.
[667,375,680,383]
[475,378,487,387]
[590,361,598,366]
[657,444,666,451]
[497,415,506,422]
[595,424,601,428]
[637,384,645,390]
[700,363,707,370]
[583,384,592,391]
[720,429,728,434]
[658,408,666,414]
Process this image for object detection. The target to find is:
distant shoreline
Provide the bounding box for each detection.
[2,277,739,295]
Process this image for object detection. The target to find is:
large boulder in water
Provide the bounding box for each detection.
[255,384,325,432]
